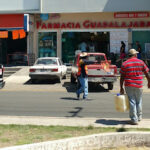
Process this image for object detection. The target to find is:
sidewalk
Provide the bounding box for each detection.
[0,116,150,128]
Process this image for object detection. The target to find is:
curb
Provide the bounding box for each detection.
[1,132,150,150]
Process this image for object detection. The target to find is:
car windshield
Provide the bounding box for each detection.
[36,59,57,65]
[87,55,105,64]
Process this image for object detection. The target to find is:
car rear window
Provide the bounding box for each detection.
[87,55,105,64]
[36,59,57,65]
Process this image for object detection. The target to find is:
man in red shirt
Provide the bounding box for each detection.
[120,49,150,125]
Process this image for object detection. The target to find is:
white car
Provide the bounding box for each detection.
[29,57,67,83]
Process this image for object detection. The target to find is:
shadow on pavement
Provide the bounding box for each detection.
[61,97,78,101]
[24,79,59,85]
[66,107,83,117]
[0,81,5,89]
[63,82,109,93]
[62,82,76,92]
[95,119,129,126]
[61,97,93,101]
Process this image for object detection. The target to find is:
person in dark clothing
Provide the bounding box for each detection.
[120,41,126,59]
[136,41,142,59]
[76,52,88,100]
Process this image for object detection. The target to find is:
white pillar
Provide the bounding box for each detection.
[57,30,62,59]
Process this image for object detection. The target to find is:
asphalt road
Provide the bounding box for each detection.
[0,79,150,119]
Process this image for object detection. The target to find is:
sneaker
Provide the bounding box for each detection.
[129,121,138,125]
[83,97,88,100]
[77,94,80,100]
[138,117,142,122]
[138,119,142,122]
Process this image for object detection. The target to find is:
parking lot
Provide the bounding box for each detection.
[0,66,149,93]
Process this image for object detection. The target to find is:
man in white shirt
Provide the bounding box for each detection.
[78,41,87,52]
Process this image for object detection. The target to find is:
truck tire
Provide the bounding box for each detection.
[108,82,113,90]
[71,74,76,83]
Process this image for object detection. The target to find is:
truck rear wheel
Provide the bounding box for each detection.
[108,83,113,90]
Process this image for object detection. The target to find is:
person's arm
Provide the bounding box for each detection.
[144,72,150,88]
[120,74,125,94]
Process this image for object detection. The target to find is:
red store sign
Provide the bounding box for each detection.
[114,12,149,18]
[37,20,150,29]
[0,14,24,29]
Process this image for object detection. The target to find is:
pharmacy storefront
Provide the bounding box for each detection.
[34,12,150,64]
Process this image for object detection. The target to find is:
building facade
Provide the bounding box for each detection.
[0,0,150,65]
[34,12,150,64]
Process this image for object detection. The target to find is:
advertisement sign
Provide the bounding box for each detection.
[114,12,149,18]
[0,14,24,29]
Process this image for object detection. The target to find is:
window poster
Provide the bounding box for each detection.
[110,31,128,54]
[145,43,150,58]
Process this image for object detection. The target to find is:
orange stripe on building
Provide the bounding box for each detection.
[12,30,19,40]
[19,29,26,39]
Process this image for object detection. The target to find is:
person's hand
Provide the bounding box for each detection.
[120,87,124,95]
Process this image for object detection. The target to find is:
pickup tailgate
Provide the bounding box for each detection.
[87,64,117,82]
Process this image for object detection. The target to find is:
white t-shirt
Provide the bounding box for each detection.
[78,42,87,51]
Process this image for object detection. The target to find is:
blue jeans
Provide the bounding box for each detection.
[77,76,88,98]
[125,86,143,122]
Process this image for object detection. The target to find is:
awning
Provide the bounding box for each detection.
[0,14,24,30]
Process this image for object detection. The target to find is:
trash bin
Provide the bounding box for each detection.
[0,64,4,89]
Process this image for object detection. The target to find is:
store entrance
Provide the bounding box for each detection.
[0,32,27,66]
[62,32,109,64]
[132,31,150,67]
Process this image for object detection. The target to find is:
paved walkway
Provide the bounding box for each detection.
[0,116,150,128]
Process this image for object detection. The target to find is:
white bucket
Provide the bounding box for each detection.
[114,94,129,112]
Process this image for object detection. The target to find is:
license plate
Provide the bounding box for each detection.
[40,69,47,72]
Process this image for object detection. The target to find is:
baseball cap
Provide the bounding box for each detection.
[128,49,139,55]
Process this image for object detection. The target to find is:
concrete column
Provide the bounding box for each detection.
[128,31,132,50]
[57,30,62,59]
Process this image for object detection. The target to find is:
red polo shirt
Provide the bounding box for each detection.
[120,57,149,88]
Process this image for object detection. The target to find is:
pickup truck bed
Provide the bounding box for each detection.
[71,52,117,90]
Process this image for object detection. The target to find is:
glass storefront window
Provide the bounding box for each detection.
[38,32,57,58]
[62,32,109,64]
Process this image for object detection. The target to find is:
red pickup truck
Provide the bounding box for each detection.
[71,52,117,90]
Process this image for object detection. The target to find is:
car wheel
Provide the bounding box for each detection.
[108,82,113,90]
[71,74,76,83]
